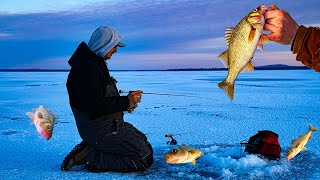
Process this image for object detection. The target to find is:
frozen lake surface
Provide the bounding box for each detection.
[0,70,320,179]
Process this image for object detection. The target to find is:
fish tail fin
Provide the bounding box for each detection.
[309,124,319,132]
[218,80,234,101]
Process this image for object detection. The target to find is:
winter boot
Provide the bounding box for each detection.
[61,141,91,171]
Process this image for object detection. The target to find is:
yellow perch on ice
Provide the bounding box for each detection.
[164,144,204,165]
[286,124,318,160]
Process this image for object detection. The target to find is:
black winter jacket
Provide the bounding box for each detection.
[66,42,153,172]
[66,42,129,119]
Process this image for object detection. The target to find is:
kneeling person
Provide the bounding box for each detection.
[61,26,153,172]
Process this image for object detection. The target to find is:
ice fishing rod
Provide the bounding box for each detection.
[118,90,215,100]
[165,132,196,145]
[165,134,178,145]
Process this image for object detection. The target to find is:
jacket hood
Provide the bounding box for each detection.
[68,42,103,67]
[87,26,122,58]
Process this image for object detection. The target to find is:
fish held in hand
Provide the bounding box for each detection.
[164,144,203,165]
[26,105,58,140]
[286,124,318,160]
[218,4,269,101]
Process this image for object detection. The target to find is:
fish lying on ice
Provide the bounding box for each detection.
[164,144,204,165]
[286,124,318,160]
[218,4,269,101]
[26,105,57,140]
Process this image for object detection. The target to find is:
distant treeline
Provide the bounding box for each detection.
[167,64,310,71]
[0,65,310,72]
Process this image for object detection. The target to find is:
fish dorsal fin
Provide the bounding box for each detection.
[218,50,229,68]
[182,144,187,146]
[302,147,307,151]
[191,160,196,165]
[242,60,255,72]
[291,138,299,146]
[225,27,234,47]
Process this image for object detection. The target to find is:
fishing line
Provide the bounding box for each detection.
[119,90,215,100]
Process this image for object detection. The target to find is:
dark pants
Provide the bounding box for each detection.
[85,122,153,172]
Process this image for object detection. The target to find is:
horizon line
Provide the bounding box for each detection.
[0,65,310,72]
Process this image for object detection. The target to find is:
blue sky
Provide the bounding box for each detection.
[0,0,319,70]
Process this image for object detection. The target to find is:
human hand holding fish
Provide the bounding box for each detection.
[218,4,269,101]
[26,105,57,140]
[263,4,299,45]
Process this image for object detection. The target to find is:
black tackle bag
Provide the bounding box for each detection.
[243,130,281,160]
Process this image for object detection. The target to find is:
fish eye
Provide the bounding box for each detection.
[253,8,257,12]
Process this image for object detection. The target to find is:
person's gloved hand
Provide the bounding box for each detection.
[127,90,143,113]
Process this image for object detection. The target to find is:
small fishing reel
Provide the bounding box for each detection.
[165,134,177,145]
